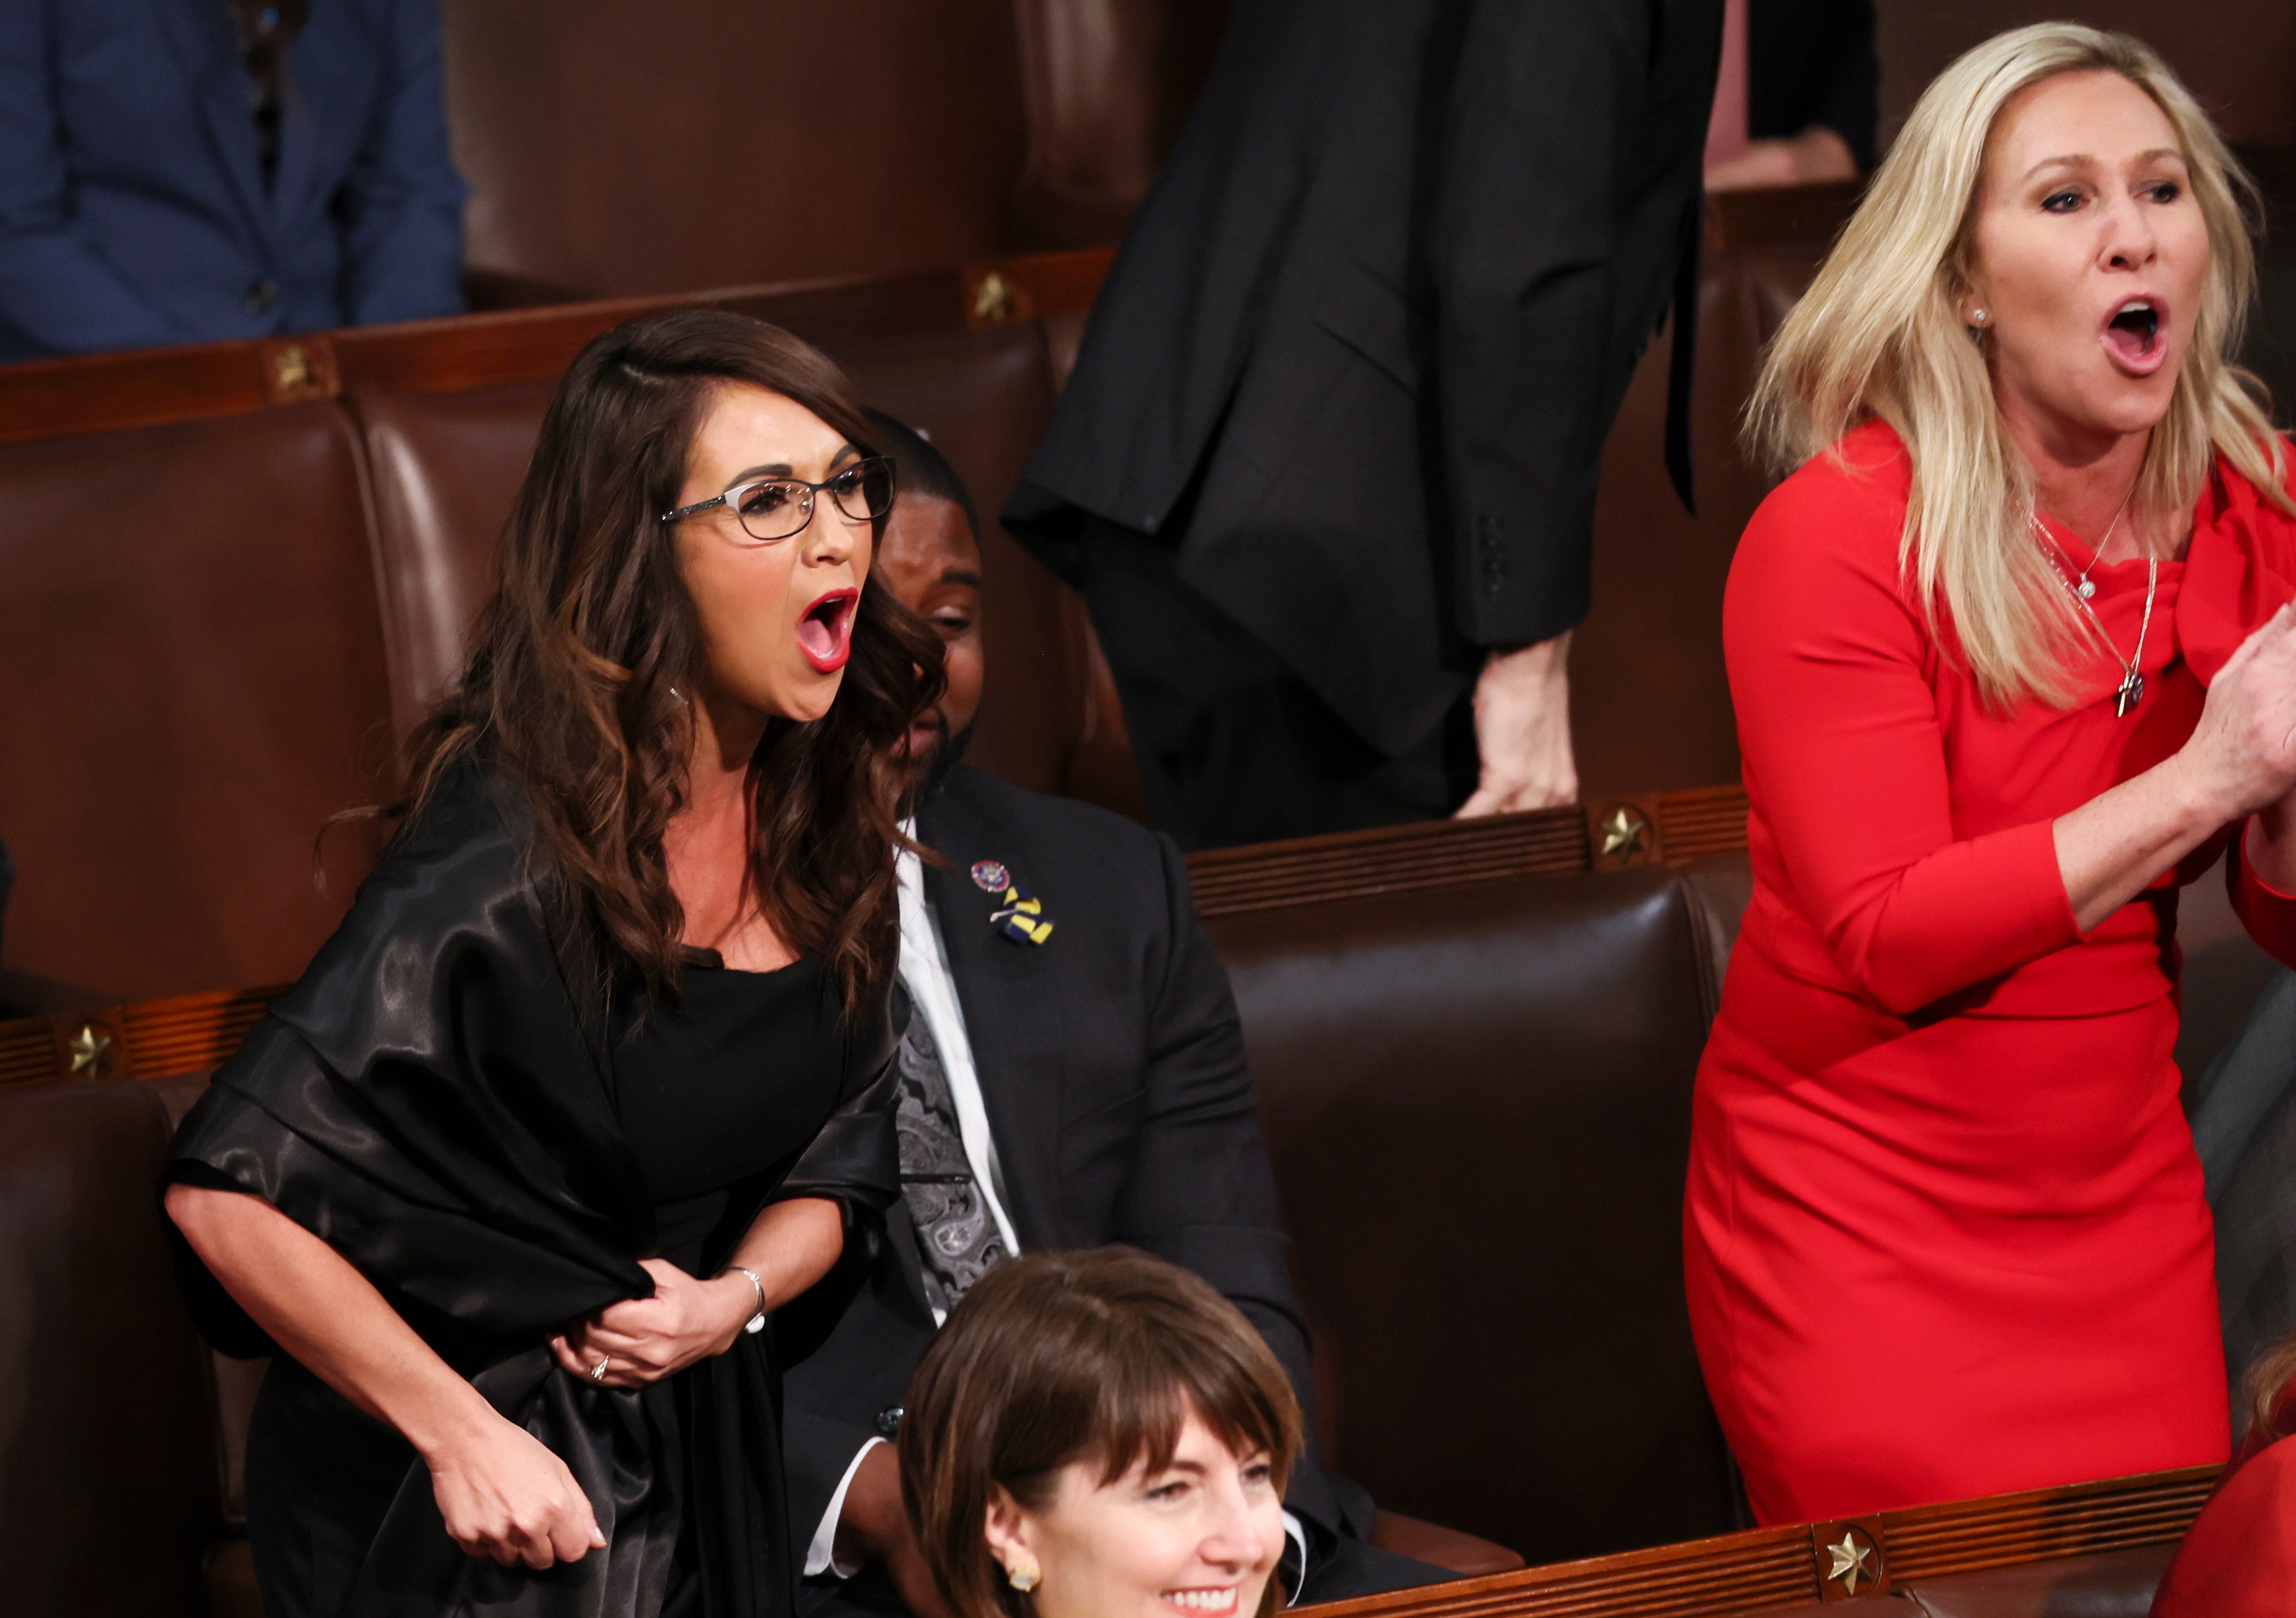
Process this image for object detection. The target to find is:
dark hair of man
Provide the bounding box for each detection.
[864,408,979,537]
[898,1248,1303,1618]
[390,309,945,1014]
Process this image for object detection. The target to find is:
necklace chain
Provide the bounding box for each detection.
[2063,483,2138,600]
[2035,513,2156,717]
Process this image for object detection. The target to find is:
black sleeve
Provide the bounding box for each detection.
[1747,0,1879,173]
[161,770,658,1364]
[1113,834,1366,1544]
[767,997,904,1367]
[1428,0,1659,649]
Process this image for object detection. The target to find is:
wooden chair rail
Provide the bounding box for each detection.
[1186,785,1749,918]
[1302,1464,2220,1617]
[0,268,977,447]
[0,784,1748,1092]
[0,177,1865,450]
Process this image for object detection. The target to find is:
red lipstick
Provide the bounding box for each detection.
[798,587,859,674]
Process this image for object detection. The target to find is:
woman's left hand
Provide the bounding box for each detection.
[550,1259,754,1389]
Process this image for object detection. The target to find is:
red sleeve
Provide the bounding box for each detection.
[1725,457,2080,1016]
[2151,1438,2296,1618]
[2229,824,2296,970]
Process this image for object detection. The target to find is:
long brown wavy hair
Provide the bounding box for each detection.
[392,309,943,1014]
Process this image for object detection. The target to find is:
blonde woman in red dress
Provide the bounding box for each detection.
[1687,23,2296,1525]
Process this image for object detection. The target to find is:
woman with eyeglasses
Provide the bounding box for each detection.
[162,309,938,1618]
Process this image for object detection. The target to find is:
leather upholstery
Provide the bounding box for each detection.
[1209,866,1735,1565]
[0,1080,218,1618]
[1572,234,1823,798]
[441,1,1032,299]
[351,380,558,735]
[439,3,1239,304]
[0,404,392,998]
[1005,0,1235,249]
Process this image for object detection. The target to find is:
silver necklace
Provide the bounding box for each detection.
[2037,516,2157,717]
[2063,486,2136,600]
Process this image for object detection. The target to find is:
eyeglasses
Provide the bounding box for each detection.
[659,456,896,543]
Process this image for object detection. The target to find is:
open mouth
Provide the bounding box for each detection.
[798,588,858,674]
[1161,1589,1239,1613]
[2101,297,2167,375]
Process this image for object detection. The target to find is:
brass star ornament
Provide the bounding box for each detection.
[68,1023,114,1075]
[1826,1529,1876,1595]
[1599,807,1649,858]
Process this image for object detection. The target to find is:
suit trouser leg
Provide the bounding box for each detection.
[1076,522,1473,851]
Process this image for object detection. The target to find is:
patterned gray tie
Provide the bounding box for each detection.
[894,999,1008,1315]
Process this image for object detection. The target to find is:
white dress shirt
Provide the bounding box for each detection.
[803,841,1020,1578]
[804,837,1304,1592]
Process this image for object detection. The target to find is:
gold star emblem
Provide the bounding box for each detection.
[272,344,312,392]
[68,1023,114,1075]
[1826,1529,1876,1595]
[970,269,1018,324]
[1599,806,1649,858]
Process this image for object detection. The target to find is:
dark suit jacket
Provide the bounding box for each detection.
[1005,0,1722,758]
[782,764,1366,1580]
[0,0,466,360]
[1748,0,1878,173]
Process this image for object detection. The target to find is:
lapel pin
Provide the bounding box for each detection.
[970,859,1011,892]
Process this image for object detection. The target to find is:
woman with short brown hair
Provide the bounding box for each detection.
[900,1249,1303,1618]
[163,308,942,1618]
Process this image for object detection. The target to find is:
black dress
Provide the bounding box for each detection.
[167,761,899,1618]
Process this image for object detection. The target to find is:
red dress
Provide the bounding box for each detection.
[1686,420,2296,1525]
[2151,1391,2296,1615]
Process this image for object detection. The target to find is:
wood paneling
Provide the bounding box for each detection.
[1297,1465,2219,1616]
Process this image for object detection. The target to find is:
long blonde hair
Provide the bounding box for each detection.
[1748,23,2289,709]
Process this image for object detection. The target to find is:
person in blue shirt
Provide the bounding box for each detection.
[0,0,467,361]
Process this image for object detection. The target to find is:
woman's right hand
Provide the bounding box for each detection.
[425,1411,606,1568]
[2180,603,2296,820]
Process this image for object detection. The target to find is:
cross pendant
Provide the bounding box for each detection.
[2116,671,2144,717]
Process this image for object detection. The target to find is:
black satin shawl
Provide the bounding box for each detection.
[165,761,900,1618]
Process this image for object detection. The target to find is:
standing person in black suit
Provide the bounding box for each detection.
[1003,0,1723,850]
[785,414,1448,1617]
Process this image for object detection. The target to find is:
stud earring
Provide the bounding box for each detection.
[1969,308,1989,326]
[1007,1564,1040,1594]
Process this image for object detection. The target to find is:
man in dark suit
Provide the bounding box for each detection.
[785,415,1444,1616]
[0,0,466,360]
[1005,0,1722,849]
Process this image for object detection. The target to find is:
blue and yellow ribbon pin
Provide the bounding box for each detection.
[973,858,1053,946]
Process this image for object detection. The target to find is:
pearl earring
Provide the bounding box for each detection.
[1007,1564,1040,1593]
[1969,308,1989,326]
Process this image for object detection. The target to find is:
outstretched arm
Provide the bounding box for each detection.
[165,1183,605,1569]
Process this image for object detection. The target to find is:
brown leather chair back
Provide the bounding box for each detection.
[443,1,1032,300]
[352,380,558,737]
[0,405,392,998]
[1570,227,1830,798]
[1206,865,1736,1565]
[0,1080,218,1618]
